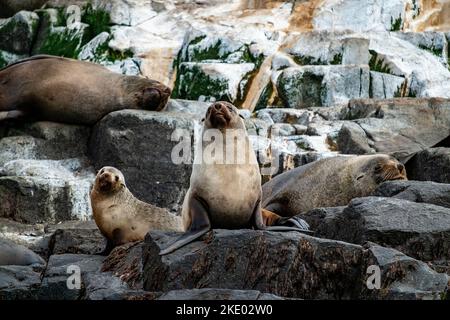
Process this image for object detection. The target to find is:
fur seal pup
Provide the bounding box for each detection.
[90,166,183,253]
[0,238,45,266]
[262,154,408,217]
[160,101,310,255]
[0,55,171,124]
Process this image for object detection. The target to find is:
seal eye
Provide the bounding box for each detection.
[227,106,233,112]
[115,176,119,182]
[356,174,364,180]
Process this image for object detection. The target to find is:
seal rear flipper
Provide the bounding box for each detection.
[159,195,211,256]
[267,216,313,234]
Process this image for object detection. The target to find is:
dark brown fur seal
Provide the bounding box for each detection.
[160,101,310,255]
[0,238,45,266]
[90,166,183,253]
[0,55,171,124]
[262,154,408,217]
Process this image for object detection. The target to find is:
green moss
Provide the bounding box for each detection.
[93,38,133,62]
[278,71,325,108]
[393,86,403,98]
[190,39,224,62]
[81,3,111,42]
[172,64,229,101]
[189,35,206,46]
[369,50,392,74]
[390,15,402,31]
[0,52,6,69]
[330,53,342,65]
[419,44,441,57]
[254,82,273,111]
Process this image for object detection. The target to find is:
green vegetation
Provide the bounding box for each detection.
[419,44,441,57]
[390,15,402,31]
[330,53,342,65]
[94,38,133,62]
[369,50,392,74]
[81,3,111,42]
[172,64,229,101]
[0,52,6,68]
[38,27,85,58]
[254,82,273,111]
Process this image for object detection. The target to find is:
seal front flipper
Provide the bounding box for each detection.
[159,196,211,256]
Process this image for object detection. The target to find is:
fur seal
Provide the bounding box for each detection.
[90,166,183,253]
[160,101,310,255]
[262,154,408,217]
[0,238,45,266]
[0,55,171,125]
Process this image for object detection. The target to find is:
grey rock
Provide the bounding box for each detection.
[337,122,375,154]
[83,271,132,300]
[406,148,450,183]
[39,254,104,300]
[89,110,197,212]
[338,98,450,162]
[305,197,450,262]
[0,265,43,300]
[143,229,448,299]
[369,71,406,99]
[157,288,286,300]
[164,99,209,120]
[373,180,450,209]
[0,11,40,54]
[361,243,449,300]
[48,226,105,256]
[277,65,370,108]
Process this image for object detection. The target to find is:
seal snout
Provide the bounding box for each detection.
[207,101,233,128]
[143,84,171,111]
[378,160,408,182]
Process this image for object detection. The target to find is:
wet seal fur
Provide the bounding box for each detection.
[160,101,311,255]
[0,55,171,125]
[91,166,183,254]
[0,238,45,266]
[262,154,408,217]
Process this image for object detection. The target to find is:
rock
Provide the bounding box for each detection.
[361,243,449,300]
[48,225,105,256]
[313,0,406,32]
[174,62,255,104]
[82,271,132,300]
[0,159,94,224]
[337,98,450,162]
[89,110,197,212]
[0,1,47,18]
[406,148,450,183]
[373,180,450,209]
[143,229,448,299]
[0,218,46,249]
[305,197,450,262]
[0,265,43,300]
[0,50,26,68]
[369,71,406,99]
[157,289,286,300]
[102,242,144,290]
[39,254,104,300]
[393,32,448,67]
[276,65,370,108]
[337,122,374,154]
[0,10,40,54]
[164,99,209,120]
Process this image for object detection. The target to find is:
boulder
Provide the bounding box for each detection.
[0,265,43,300]
[406,148,450,183]
[142,229,448,300]
[303,197,450,262]
[373,180,450,209]
[337,98,450,162]
[89,110,197,212]
[0,11,40,54]
[369,71,406,99]
[277,65,370,108]
[38,254,104,300]
[48,225,105,256]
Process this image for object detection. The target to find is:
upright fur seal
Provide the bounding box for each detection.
[262,154,408,217]
[0,55,171,124]
[91,166,183,253]
[160,101,310,255]
[0,238,45,266]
